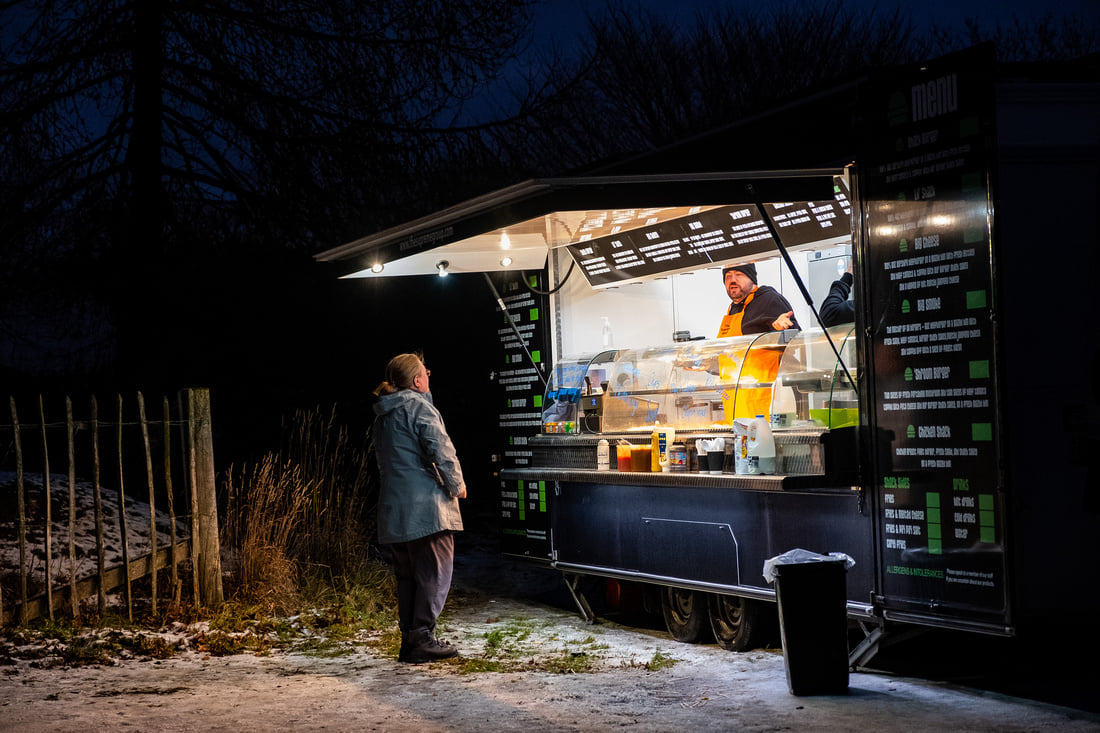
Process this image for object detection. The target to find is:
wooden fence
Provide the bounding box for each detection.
[0,388,222,625]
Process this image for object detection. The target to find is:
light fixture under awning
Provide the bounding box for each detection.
[315,170,846,281]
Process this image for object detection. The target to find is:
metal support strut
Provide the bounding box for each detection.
[562,572,597,624]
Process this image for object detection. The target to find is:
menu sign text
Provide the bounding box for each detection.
[861,48,1008,624]
[567,183,851,289]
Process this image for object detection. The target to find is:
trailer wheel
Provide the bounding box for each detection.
[660,587,711,643]
[709,594,774,652]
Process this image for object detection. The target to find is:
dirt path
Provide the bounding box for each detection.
[2,532,1099,732]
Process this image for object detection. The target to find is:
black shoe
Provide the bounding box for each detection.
[401,636,459,664]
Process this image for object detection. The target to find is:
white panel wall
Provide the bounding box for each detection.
[552,252,831,360]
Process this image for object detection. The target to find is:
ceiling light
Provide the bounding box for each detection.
[370,263,384,273]
[436,260,449,277]
[500,256,513,267]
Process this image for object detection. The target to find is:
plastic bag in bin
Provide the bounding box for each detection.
[763,548,856,584]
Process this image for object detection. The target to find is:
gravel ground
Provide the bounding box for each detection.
[2,529,1099,732]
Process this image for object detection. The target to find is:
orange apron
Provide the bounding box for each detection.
[717,291,754,338]
[716,291,780,421]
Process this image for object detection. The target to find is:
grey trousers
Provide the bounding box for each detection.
[389,530,455,637]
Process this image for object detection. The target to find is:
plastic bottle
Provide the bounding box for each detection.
[597,439,610,471]
[650,425,662,472]
[748,415,776,474]
[732,419,752,474]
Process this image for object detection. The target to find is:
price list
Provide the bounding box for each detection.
[565,188,851,289]
[488,271,554,560]
[862,50,1007,619]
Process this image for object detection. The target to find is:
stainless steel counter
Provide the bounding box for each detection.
[502,467,856,493]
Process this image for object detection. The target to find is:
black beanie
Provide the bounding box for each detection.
[722,263,757,284]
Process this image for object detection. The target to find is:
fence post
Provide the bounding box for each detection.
[163,397,180,609]
[10,397,29,624]
[186,388,223,608]
[117,395,132,622]
[66,397,78,618]
[91,396,107,615]
[38,396,54,621]
[137,392,158,614]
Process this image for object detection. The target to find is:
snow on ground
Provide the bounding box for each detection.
[0,471,190,585]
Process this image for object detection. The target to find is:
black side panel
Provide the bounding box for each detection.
[490,271,554,560]
[552,482,874,603]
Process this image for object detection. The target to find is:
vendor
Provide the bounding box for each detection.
[717,263,799,338]
[715,262,799,420]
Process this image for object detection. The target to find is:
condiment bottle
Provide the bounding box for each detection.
[650,425,661,471]
[597,439,610,471]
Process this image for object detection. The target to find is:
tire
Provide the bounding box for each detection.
[660,586,712,643]
[709,594,776,652]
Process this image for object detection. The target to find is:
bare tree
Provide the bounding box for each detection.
[0,0,554,379]
[929,11,1100,62]
[511,0,934,167]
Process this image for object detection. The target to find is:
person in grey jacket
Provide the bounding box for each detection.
[372,352,466,663]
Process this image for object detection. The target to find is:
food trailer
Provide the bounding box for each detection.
[317,47,1099,661]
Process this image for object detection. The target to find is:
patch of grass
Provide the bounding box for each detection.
[46,636,116,667]
[364,627,402,660]
[454,657,503,673]
[645,650,678,671]
[113,633,181,660]
[541,651,595,674]
[294,634,359,658]
[199,630,271,657]
[481,618,536,659]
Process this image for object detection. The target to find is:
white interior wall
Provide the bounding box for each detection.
[554,252,824,359]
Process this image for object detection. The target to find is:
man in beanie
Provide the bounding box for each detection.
[717,262,799,338]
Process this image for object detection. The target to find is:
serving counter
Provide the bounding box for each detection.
[507,327,873,636]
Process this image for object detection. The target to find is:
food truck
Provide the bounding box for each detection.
[316,47,1099,662]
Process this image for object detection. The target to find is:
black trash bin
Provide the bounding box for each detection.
[772,555,850,696]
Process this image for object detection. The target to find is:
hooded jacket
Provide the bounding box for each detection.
[725,285,800,334]
[372,389,465,544]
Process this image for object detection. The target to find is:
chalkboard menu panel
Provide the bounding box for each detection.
[860,47,1007,624]
[762,177,853,248]
[488,271,554,560]
[566,205,774,288]
[566,180,853,289]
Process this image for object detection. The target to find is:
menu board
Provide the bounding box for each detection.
[860,48,1007,622]
[488,271,554,560]
[566,185,852,289]
[565,205,773,288]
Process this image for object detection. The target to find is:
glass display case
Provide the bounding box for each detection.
[771,325,859,430]
[541,349,618,433]
[543,328,859,435]
[599,330,796,432]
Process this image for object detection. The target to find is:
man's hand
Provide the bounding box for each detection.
[772,311,795,330]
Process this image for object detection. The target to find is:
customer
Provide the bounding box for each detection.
[372,352,466,663]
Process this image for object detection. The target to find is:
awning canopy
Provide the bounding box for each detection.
[314,169,847,282]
